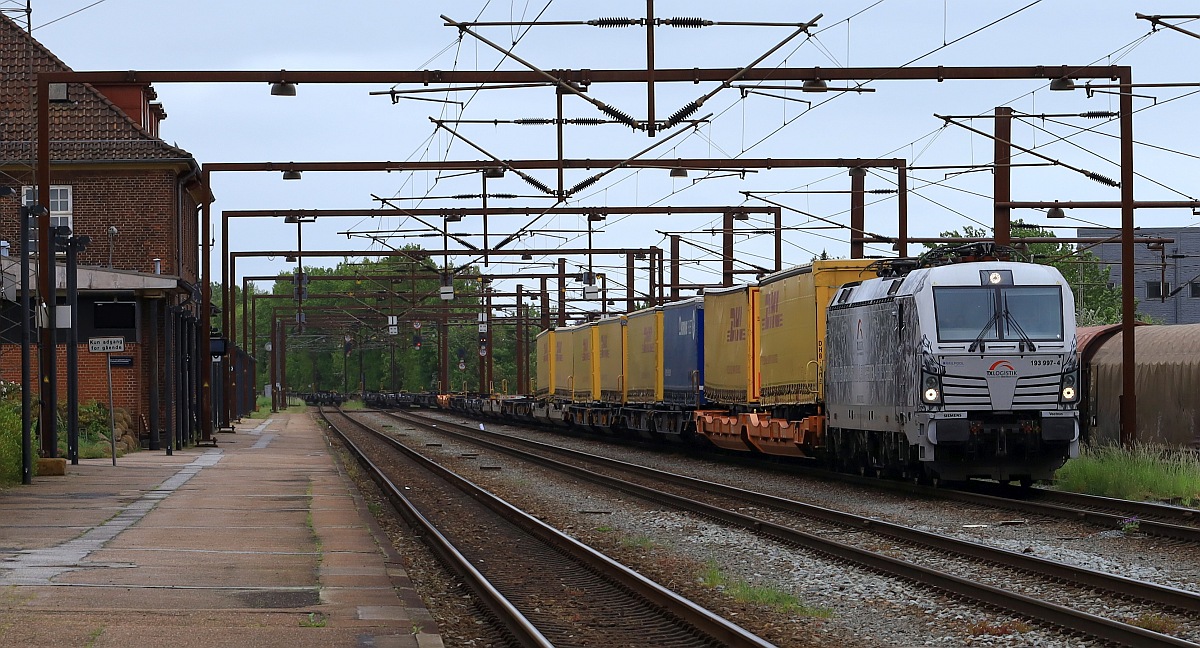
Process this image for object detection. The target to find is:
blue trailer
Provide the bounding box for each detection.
[662,297,705,407]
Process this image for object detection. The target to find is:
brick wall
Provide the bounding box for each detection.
[0,164,200,438]
[1079,227,1200,324]
[0,167,199,280]
[0,343,142,409]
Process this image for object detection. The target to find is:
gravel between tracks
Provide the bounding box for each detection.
[335,410,1200,646]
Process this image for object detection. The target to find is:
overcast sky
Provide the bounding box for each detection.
[24,1,1200,306]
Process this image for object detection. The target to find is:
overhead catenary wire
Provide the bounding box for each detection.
[935,114,1119,187]
[659,14,822,130]
[379,4,1185,294]
[441,13,641,129]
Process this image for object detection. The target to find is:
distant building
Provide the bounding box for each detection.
[1077,227,1200,324]
[0,14,205,447]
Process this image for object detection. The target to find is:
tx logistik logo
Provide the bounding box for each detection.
[987,360,1017,376]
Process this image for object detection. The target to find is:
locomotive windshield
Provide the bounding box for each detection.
[933,286,1064,342]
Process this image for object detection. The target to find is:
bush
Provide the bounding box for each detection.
[0,384,136,484]
[0,379,24,484]
[0,396,20,485]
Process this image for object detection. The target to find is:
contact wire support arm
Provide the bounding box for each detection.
[430,119,557,196]
[660,14,822,131]
[935,115,1119,187]
[442,14,642,130]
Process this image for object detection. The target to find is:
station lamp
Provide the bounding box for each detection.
[1049,77,1076,91]
[802,78,829,92]
[270,73,297,96]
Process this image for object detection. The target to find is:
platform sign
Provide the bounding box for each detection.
[88,336,125,353]
[87,336,123,466]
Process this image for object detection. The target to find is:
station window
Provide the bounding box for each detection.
[1145,281,1171,299]
[1191,282,1200,298]
[21,186,73,248]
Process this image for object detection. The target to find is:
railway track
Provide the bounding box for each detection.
[319,406,775,648]
[449,406,1200,544]
[379,408,1200,647]
[773,460,1200,544]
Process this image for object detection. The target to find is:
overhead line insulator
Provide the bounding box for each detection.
[663,17,712,28]
[598,103,641,130]
[1084,171,1120,188]
[662,101,701,130]
[589,17,639,28]
[521,175,555,196]
[567,118,609,126]
[514,118,554,125]
[567,174,603,196]
[1080,111,1118,119]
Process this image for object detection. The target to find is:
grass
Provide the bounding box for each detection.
[299,612,327,628]
[84,626,106,647]
[1054,444,1200,506]
[698,561,833,617]
[305,482,323,552]
[246,395,313,419]
[620,534,657,550]
[1125,613,1180,634]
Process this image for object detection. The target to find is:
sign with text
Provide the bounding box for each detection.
[88,336,125,353]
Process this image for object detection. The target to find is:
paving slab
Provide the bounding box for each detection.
[0,411,443,648]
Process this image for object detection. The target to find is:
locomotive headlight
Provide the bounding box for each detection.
[921,373,942,404]
[1060,372,1079,402]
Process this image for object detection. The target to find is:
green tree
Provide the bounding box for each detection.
[928,225,1124,325]
[240,250,523,396]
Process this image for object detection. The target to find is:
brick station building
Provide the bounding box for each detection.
[0,13,205,448]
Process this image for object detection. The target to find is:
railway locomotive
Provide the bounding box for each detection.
[490,244,1080,484]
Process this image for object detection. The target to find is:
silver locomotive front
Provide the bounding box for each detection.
[907,262,1080,483]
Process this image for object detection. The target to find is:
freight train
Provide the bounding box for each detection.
[452,243,1081,485]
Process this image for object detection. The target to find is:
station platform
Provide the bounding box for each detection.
[0,411,443,648]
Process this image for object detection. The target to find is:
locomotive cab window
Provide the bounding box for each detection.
[933,285,1063,343]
